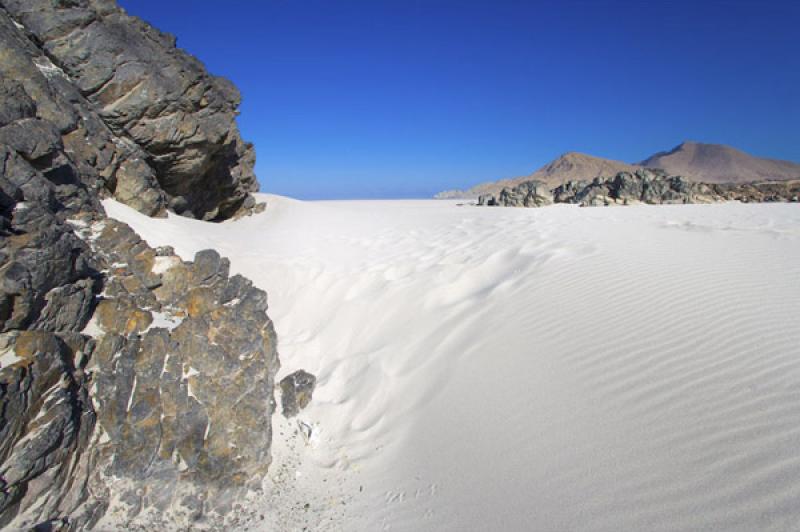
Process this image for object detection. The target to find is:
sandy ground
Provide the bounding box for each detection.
[106,196,800,531]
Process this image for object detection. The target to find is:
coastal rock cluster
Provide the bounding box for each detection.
[478,168,800,207]
[0,1,289,529]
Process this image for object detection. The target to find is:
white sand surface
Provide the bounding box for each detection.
[105,196,800,531]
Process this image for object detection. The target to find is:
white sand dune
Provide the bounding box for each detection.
[105,196,800,531]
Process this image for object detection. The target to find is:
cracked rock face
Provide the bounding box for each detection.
[1,1,281,529]
[2,207,280,530]
[79,222,279,530]
[1,0,258,220]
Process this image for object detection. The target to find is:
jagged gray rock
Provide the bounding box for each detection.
[0,331,96,530]
[77,225,279,529]
[0,8,165,218]
[0,1,288,529]
[2,0,258,221]
[1,203,282,530]
[280,370,317,418]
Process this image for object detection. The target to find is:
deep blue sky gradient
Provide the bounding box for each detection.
[118,0,800,199]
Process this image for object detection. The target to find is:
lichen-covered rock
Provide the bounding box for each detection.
[73,223,280,529]
[0,1,282,529]
[1,215,282,529]
[280,370,317,418]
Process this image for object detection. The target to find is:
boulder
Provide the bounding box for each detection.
[280,370,317,418]
[496,180,553,207]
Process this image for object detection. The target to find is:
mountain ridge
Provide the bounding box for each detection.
[436,142,800,199]
[640,141,800,183]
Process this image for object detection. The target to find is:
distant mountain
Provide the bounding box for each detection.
[528,152,639,186]
[436,142,800,199]
[640,141,800,183]
[436,152,637,199]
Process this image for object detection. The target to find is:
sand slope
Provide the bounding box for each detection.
[106,196,800,531]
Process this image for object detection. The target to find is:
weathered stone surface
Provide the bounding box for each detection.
[70,218,280,529]
[0,6,166,217]
[280,370,317,418]
[0,147,99,334]
[1,212,282,528]
[2,0,259,220]
[0,1,286,529]
[0,331,97,530]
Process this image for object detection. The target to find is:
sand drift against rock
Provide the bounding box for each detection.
[112,195,800,531]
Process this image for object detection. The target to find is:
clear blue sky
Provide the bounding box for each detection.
[118,0,799,199]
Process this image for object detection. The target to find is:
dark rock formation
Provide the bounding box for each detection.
[0,1,286,529]
[480,168,800,208]
[563,169,716,206]
[280,370,317,418]
[551,179,589,204]
[79,223,279,529]
[478,180,552,207]
[0,331,97,529]
[0,0,258,220]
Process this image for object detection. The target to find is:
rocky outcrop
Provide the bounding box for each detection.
[1,2,285,529]
[279,370,316,419]
[560,169,718,206]
[478,180,552,207]
[2,203,280,530]
[1,0,259,220]
[480,168,800,208]
[78,221,279,530]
